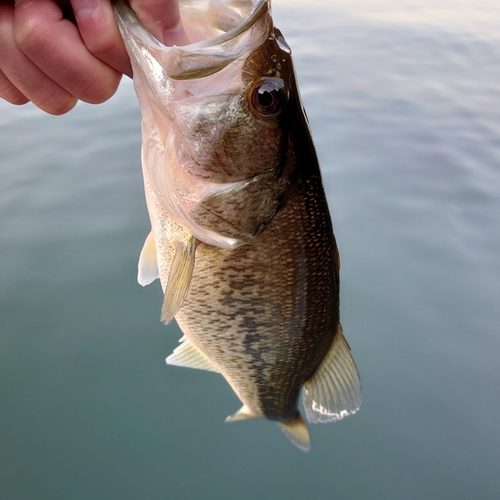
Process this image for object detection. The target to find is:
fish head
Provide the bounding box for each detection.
[165,36,295,185]
[114,0,305,248]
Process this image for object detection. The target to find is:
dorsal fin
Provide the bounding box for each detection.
[137,231,159,286]
[160,235,197,324]
[303,324,361,423]
[278,413,311,452]
[166,336,220,373]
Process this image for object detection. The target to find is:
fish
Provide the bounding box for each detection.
[113,0,361,451]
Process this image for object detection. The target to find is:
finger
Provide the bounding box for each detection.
[71,0,132,77]
[14,0,122,104]
[0,68,29,106]
[129,0,190,45]
[0,3,77,114]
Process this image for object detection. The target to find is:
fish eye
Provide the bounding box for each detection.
[248,77,286,118]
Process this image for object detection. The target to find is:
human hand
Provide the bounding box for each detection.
[0,0,188,115]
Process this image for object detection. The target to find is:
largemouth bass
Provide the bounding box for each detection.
[113,0,361,451]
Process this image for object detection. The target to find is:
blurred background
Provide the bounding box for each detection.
[1,0,499,498]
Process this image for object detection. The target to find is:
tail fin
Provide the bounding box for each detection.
[278,413,311,452]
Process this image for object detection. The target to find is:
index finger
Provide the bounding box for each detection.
[71,0,132,77]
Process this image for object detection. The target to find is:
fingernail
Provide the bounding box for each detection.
[73,0,98,21]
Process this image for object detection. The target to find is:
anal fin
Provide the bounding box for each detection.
[137,231,159,286]
[278,413,311,452]
[225,405,258,423]
[166,336,219,373]
[160,235,197,325]
[303,324,361,424]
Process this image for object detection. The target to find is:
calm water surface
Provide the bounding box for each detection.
[1,1,499,499]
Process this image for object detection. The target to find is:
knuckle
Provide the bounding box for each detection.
[43,96,78,115]
[0,71,27,105]
[1,90,29,106]
[34,85,78,115]
[79,71,121,104]
[9,95,30,106]
[0,6,14,53]
[86,34,117,61]
[13,15,47,57]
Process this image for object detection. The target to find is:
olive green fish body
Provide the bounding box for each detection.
[175,129,338,419]
[114,0,361,451]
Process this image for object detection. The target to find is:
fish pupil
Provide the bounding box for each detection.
[257,88,275,108]
[249,77,286,118]
[254,84,281,114]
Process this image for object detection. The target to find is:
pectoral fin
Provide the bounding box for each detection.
[166,336,220,373]
[160,235,197,325]
[303,324,361,423]
[137,231,159,286]
[278,413,311,452]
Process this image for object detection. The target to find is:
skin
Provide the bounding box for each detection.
[0,0,189,114]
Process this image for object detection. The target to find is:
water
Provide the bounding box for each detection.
[1,1,500,498]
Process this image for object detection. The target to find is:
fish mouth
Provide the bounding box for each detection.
[178,0,270,49]
[113,0,272,80]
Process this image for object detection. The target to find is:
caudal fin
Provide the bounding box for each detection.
[278,413,311,452]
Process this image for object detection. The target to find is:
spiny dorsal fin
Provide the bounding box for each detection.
[278,413,311,452]
[137,231,159,286]
[225,405,258,423]
[303,324,361,423]
[160,235,197,325]
[166,336,220,373]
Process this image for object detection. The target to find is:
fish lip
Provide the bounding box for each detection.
[181,0,270,50]
[113,0,269,51]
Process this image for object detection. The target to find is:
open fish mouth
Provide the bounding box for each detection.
[113,0,273,80]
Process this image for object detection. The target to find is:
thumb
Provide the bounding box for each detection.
[128,0,190,46]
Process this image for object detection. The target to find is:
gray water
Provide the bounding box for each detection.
[1,1,500,498]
